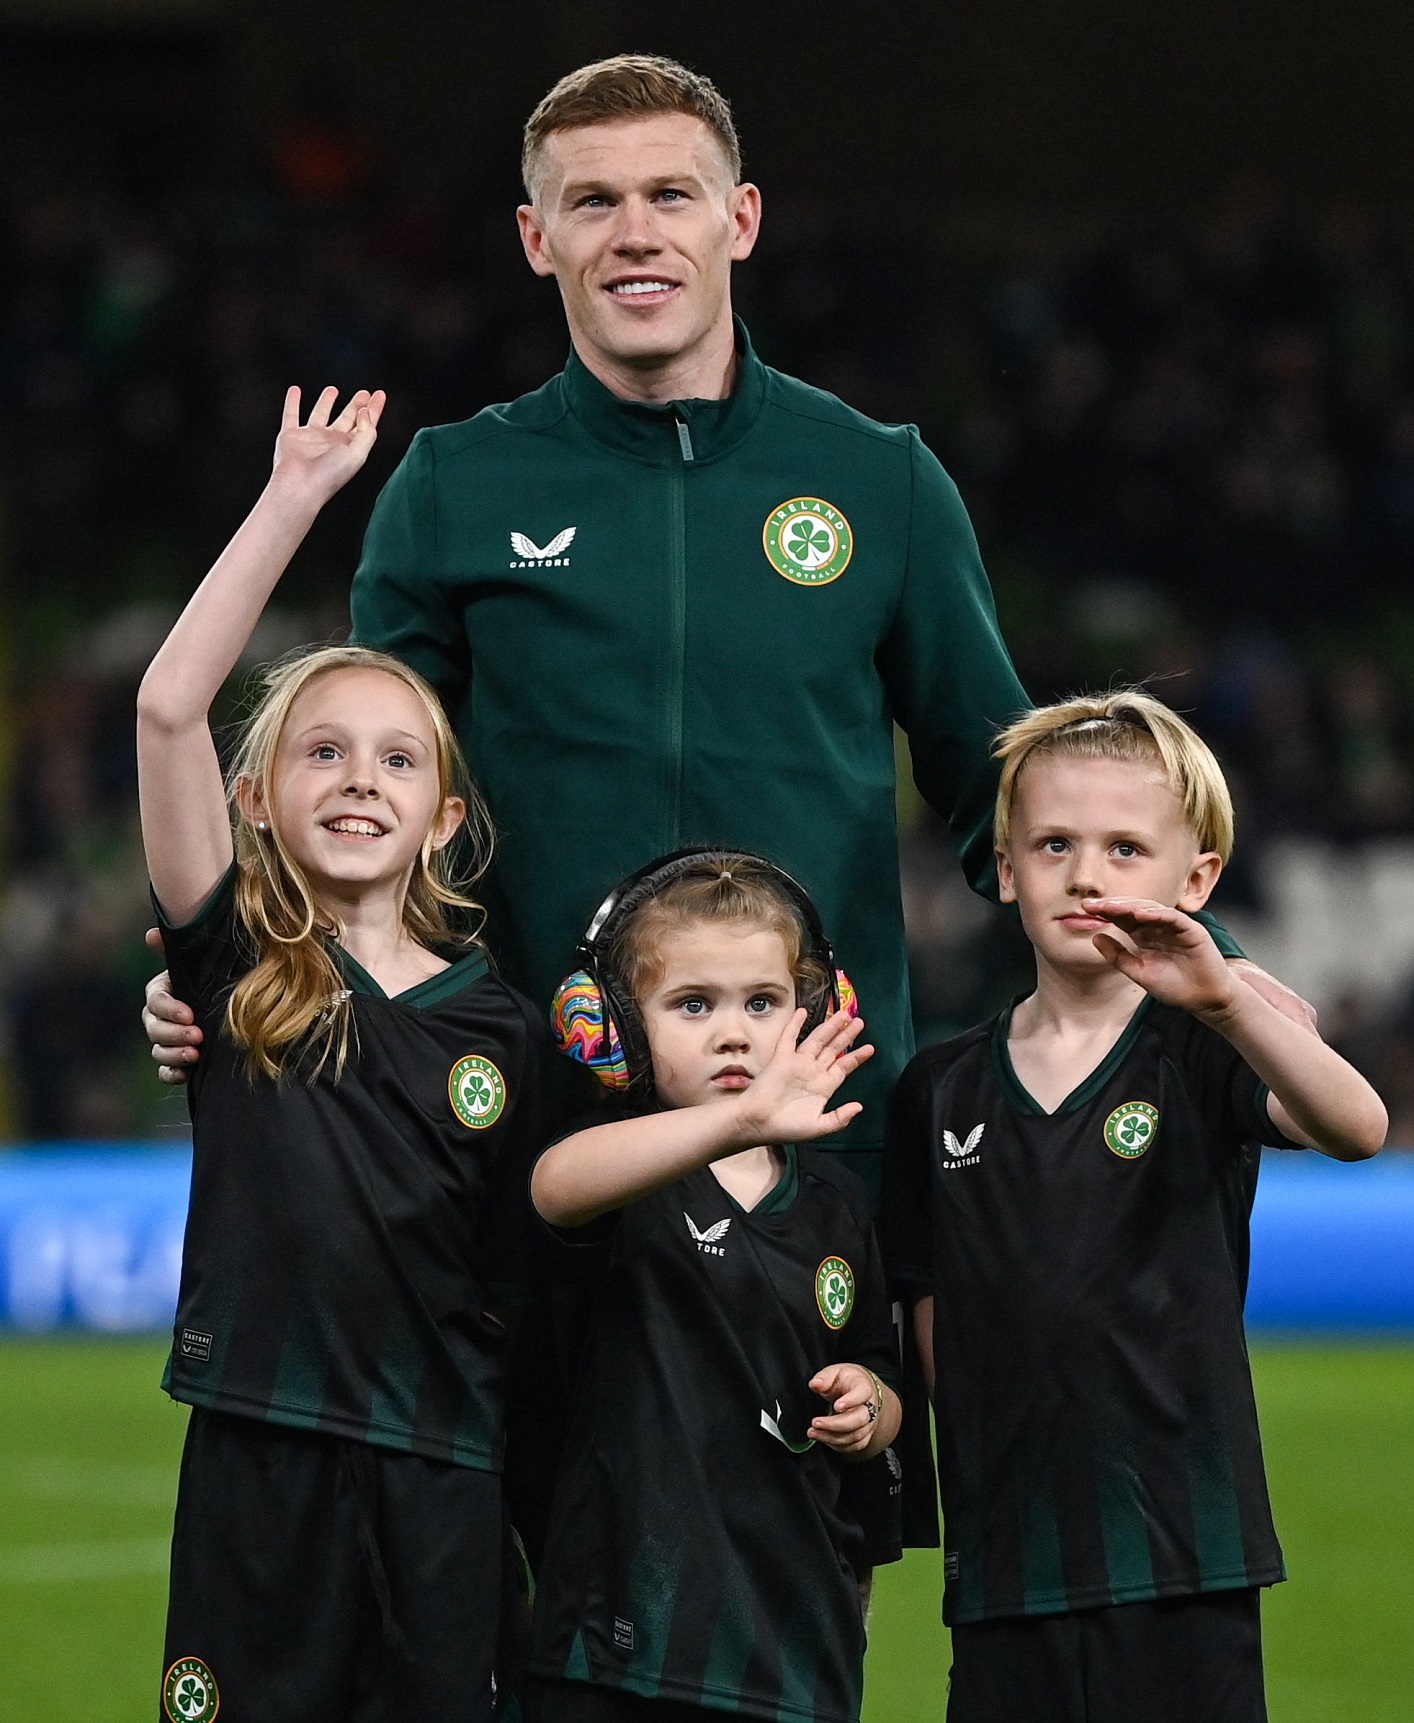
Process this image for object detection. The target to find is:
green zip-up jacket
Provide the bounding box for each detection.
[349,326,1037,1183]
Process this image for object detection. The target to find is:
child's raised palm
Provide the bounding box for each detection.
[737,1007,874,1144]
[1084,897,1236,1017]
[271,384,386,506]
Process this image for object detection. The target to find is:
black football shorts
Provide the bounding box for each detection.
[161,1407,503,1723]
[946,1586,1267,1723]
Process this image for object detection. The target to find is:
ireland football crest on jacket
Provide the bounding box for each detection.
[763,497,854,584]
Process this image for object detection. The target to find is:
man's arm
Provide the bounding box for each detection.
[878,433,1028,900]
[349,428,473,716]
[877,435,1303,996]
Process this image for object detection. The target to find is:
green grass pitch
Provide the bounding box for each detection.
[0,1341,1410,1722]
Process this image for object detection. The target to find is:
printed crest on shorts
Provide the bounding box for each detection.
[163,1656,219,1722]
[815,1256,856,1329]
[763,497,854,585]
[1104,1100,1159,1159]
[449,1054,507,1129]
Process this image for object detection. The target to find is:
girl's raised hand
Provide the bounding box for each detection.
[270,385,386,507]
[735,1006,874,1145]
[1082,897,1236,1018]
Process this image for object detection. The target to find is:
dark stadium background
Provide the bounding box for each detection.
[0,4,1410,1719]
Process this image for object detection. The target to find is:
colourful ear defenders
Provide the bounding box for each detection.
[551,847,859,1092]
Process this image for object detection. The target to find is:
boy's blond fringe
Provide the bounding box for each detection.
[225,646,493,1082]
[992,689,1234,861]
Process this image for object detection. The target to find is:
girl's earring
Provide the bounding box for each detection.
[256,820,267,832]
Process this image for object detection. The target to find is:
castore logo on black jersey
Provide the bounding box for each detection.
[684,1213,731,1256]
[942,1124,985,1168]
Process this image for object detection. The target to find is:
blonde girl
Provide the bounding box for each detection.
[139,388,568,1723]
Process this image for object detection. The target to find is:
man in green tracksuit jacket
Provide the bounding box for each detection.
[348,313,1019,1187]
[149,56,1278,1195]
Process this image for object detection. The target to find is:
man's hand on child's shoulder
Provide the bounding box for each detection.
[143,928,201,1085]
[1223,958,1319,1034]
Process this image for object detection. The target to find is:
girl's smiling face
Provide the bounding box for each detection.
[637,918,798,1110]
[252,666,464,898]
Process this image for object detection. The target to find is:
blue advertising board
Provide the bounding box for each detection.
[0,1144,1412,1333]
[0,1148,190,1332]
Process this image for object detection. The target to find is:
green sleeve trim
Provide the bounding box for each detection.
[152,860,238,938]
[1197,909,1245,960]
[1254,1081,1308,1150]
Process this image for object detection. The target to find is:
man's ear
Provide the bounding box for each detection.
[728,181,762,262]
[517,203,557,278]
[996,846,1017,904]
[1177,851,1223,912]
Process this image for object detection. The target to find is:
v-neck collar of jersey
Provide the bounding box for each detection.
[714,1142,800,1217]
[991,993,1154,1116]
[331,942,490,1010]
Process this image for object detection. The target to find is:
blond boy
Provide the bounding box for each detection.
[884,691,1385,1723]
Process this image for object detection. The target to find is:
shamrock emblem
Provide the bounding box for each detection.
[449,1054,507,1129]
[462,1071,493,1111]
[815,1256,855,1328]
[163,1659,217,1723]
[175,1678,207,1717]
[1104,1101,1159,1159]
[785,520,834,568]
[763,497,854,586]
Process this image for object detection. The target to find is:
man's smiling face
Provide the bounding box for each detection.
[517,113,761,390]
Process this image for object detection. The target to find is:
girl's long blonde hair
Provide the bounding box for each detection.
[226,646,492,1081]
[992,688,1235,861]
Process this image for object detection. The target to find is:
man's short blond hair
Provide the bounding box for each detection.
[522,54,742,201]
[993,689,1235,861]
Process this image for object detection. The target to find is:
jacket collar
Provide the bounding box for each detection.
[559,317,767,465]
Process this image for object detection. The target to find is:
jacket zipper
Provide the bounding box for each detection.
[665,415,693,848]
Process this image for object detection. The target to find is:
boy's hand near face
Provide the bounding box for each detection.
[1083,896,1385,1161]
[1082,897,1237,1018]
[807,1362,901,1461]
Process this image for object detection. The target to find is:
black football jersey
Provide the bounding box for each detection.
[160,867,575,1470]
[884,996,1297,1625]
[529,1144,897,1723]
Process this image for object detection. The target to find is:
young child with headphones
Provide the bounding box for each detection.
[522,850,902,1723]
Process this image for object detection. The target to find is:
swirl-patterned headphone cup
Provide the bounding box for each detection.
[552,849,856,1094]
[550,968,632,1089]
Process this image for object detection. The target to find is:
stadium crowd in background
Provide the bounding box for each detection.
[5,138,1414,1141]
